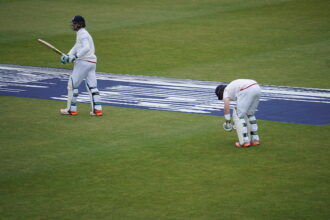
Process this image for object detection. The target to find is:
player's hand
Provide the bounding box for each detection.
[60,55,68,64]
[60,54,77,64]
[67,54,77,63]
[223,120,233,132]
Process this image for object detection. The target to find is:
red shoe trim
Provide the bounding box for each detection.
[235,142,251,147]
[69,111,78,115]
[94,110,103,116]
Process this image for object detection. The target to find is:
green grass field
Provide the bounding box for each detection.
[0,0,330,219]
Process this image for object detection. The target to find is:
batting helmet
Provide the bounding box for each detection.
[215,84,227,100]
[72,15,86,28]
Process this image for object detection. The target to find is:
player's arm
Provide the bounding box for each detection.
[68,43,78,56]
[223,98,230,116]
[223,97,232,131]
[60,43,78,64]
[76,38,90,58]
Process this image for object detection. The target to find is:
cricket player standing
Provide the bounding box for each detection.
[215,79,261,147]
[60,15,103,116]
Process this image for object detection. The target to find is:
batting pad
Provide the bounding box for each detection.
[66,77,74,110]
[233,108,251,145]
[245,115,252,141]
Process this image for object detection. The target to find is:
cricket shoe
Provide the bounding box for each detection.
[250,141,260,146]
[235,142,251,147]
[90,109,103,116]
[60,109,78,116]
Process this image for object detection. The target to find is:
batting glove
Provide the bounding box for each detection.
[223,113,233,131]
[60,54,77,64]
[60,55,68,64]
[67,54,77,63]
[223,121,233,132]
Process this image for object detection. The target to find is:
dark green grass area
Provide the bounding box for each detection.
[0,0,329,87]
[1,0,330,219]
[1,97,329,219]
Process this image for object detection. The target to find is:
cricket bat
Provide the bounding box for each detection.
[37,39,65,56]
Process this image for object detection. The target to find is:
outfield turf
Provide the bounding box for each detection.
[1,97,329,219]
[0,0,329,87]
[0,0,330,219]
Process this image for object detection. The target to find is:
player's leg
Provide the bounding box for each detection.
[233,108,250,147]
[247,85,261,145]
[85,81,102,116]
[235,89,255,147]
[85,62,102,116]
[60,76,78,115]
[60,61,86,115]
[247,114,259,145]
[244,114,252,142]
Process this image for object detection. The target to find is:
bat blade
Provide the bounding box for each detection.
[233,108,245,145]
[37,39,65,56]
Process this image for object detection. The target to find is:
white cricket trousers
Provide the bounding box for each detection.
[236,84,261,117]
[68,60,102,112]
[71,60,98,89]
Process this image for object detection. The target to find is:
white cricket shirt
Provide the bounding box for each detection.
[69,28,97,63]
[223,79,258,101]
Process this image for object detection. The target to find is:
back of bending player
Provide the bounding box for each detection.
[215,79,261,147]
[60,15,102,116]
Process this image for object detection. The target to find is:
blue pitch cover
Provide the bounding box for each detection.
[0,64,329,125]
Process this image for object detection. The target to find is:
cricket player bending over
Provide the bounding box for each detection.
[60,15,103,116]
[215,79,261,147]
